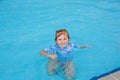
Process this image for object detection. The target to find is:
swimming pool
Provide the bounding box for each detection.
[0,0,120,80]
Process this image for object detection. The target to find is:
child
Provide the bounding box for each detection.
[41,29,91,80]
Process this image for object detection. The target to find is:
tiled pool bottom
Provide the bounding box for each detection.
[91,67,120,80]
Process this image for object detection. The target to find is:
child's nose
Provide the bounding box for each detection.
[61,40,64,42]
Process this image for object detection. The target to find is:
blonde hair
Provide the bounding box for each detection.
[55,29,70,41]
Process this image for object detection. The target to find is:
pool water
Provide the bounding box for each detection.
[0,0,120,80]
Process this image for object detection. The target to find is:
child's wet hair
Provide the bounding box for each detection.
[55,29,70,41]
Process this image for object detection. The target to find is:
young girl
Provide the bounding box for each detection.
[41,29,91,80]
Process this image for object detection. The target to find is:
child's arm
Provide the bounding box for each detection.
[79,44,93,49]
[41,50,57,59]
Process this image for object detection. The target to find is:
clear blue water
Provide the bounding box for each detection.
[0,0,120,80]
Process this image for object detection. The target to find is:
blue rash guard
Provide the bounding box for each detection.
[44,42,79,62]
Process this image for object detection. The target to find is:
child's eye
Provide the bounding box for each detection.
[59,39,62,40]
[64,38,66,40]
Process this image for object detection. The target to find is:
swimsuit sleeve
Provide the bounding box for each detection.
[74,44,80,48]
[71,43,80,48]
[44,44,56,54]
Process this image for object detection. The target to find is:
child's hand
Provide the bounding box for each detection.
[47,54,57,59]
[86,44,93,48]
[80,44,93,48]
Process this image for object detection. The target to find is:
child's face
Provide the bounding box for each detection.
[56,34,69,48]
